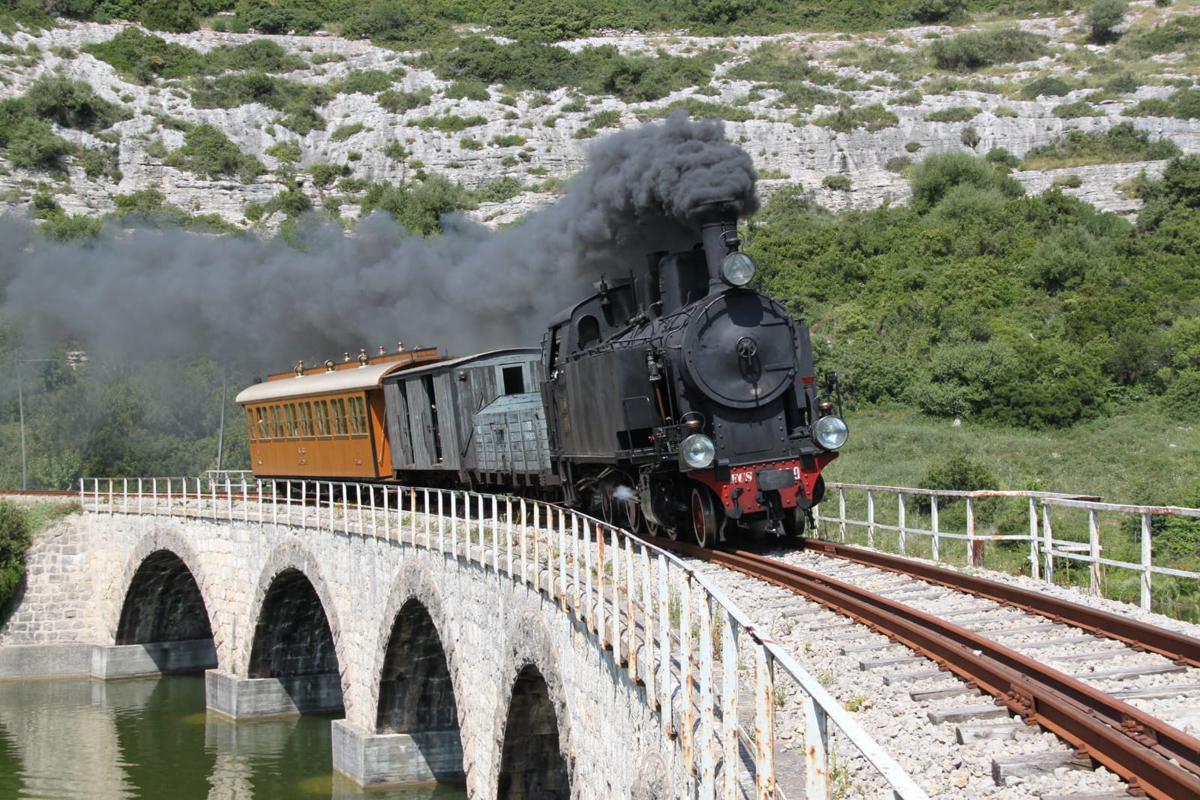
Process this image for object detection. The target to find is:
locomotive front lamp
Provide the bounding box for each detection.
[680,434,716,469]
[813,415,849,451]
[719,252,756,287]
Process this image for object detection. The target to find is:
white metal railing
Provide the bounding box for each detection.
[814,482,1200,612]
[81,477,927,800]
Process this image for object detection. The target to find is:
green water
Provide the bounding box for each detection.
[0,675,467,800]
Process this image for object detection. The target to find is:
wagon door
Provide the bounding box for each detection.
[405,379,434,470]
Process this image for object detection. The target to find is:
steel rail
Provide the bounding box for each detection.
[660,540,1200,800]
[799,538,1200,668]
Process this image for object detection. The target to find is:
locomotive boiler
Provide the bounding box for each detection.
[542,204,847,545]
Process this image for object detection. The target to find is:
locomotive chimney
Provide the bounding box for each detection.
[694,201,741,286]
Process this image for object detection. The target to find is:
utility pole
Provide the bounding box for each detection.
[16,351,25,491]
[216,368,227,473]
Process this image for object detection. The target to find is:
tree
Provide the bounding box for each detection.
[960,125,980,150]
[1087,0,1128,44]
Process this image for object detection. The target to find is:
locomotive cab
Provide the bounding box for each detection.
[542,206,848,545]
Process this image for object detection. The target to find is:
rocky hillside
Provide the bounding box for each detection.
[1,3,1198,232]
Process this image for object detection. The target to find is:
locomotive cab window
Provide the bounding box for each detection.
[577,315,600,349]
[502,365,525,395]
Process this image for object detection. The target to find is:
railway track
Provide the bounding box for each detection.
[658,538,1200,800]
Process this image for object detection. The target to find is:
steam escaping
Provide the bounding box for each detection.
[612,485,637,503]
[0,112,758,370]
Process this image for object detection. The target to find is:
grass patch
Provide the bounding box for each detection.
[1052,100,1102,118]
[822,174,852,190]
[727,42,841,112]
[1023,122,1181,169]
[1119,13,1200,57]
[639,97,756,122]
[190,73,332,134]
[411,114,488,132]
[331,69,403,96]
[378,87,433,112]
[827,43,927,79]
[330,122,365,142]
[84,30,306,83]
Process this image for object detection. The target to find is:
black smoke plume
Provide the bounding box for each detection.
[1,112,758,371]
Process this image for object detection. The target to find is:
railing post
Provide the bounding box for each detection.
[721,609,738,800]
[572,514,581,618]
[966,496,976,566]
[658,553,672,737]
[867,489,875,548]
[166,478,172,518]
[506,497,514,578]
[369,485,377,535]
[611,527,622,666]
[641,545,654,699]
[1028,497,1040,580]
[559,509,568,610]
[383,487,390,541]
[838,487,847,542]
[584,520,594,632]
[520,499,528,584]
[595,522,604,644]
[1140,512,1153,611]
[931,495,940,562]
[300,482,307,530]
[698,593,716,799]
[209,477,216,521]
[493,496,500,573]
[1043,503,1054,584]
[1089,508,1102,597]
[122,478,128,514]
[414,487,421,545]
[451,491,458,556]
[754,643,776,800]
[533,503,541,590]
[478,493,486,560]
[438,490,445,554]
[137,478,143,516]
[356,484,363,535]
[804,689,830,800]
[243,479,248,524]
[423,488,431,542]
[225,477,232,522]
[79,479,84,512]
[897,492,906,556]
[626,536,637,681]
[680,573,694,774]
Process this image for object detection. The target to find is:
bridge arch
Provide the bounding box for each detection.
[242,538,347,709]
[493,610,573,800]
[112,530,217,653]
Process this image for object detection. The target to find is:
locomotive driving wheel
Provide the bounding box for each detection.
[781,506,806,539]
[690,486,722,548]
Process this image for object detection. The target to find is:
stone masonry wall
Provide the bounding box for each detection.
[0,509,692,799]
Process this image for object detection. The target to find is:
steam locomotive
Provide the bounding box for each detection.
[236,208,847,545]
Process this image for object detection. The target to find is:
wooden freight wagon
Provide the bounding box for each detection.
[236,348,440,482]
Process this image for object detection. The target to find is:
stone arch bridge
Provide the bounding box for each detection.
[0,483,922,800]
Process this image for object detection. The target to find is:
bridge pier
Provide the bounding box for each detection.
[331,721,465,787]
[204,669,343,720]
[92,638,216,679]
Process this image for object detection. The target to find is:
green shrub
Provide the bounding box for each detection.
[26,75,128,131]
[83,28,205,82]
[265,140,301,163]
[640,98,755,123]
[1052,173,1084,188]
[40,213,103,241]
[885,155,912,173]
[490,134,526,147]
[905,141,923,153]
[263,184,312,218]
[587,109,620,129]
[1127,89,1200,120]
[244,202,264,221]
[79,144,121,181]
[332,69,400,96]
[360,174,475,236]
[960,125,980,149]
[377,87,433,112]
[929,28,1049,71]
[411,114,488,132]
[309,162,350,188]
[1020,75,1072,100]
[909,151,1024,212]
[330,122,364,142]
[460,136,482,150]
[890,90,922,106]
[985,147,1021,168]
[1053,100,1100,118]
[822,174,851,191]
[140,0,198,32]
[7,118,75,169]
[234,1,322,36]
[190,73,332,134]
[382,141,410,160]
[1162,371,1200,420]
[164,124,265,183]
[445,79,489,101]
[475,175,524,203]
[1120,13,1200,56]
[924,105,980,123]
[812,103,897,133]
[1024,122,1182,167]
[0,502,33,623]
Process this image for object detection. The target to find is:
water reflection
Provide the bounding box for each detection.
[0,676,465,800]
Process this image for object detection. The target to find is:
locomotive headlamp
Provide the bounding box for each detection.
[719,252,756,287]
[813,415,849,451]
[680,434,716,469]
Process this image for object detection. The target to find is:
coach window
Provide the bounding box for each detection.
[332,398,348,435]
[502,365,525,395]
[245,410,256,443]
[284,404,298,439]
[271,405,283,438]
[299,402,313,437]
[314,400,329,436]
[349,396,367,435]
